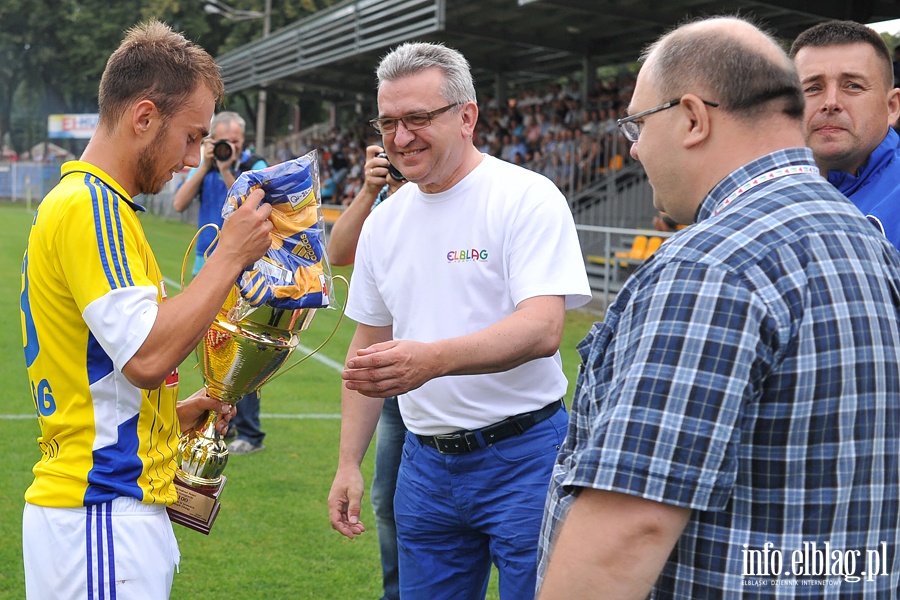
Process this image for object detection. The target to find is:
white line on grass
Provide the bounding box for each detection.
[261,413,341,419]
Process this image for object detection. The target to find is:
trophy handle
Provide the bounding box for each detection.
[267,274,350,382]
[180,223,222,290]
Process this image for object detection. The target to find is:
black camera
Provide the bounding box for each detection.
[212,140,234,162]
[376,152,406,182]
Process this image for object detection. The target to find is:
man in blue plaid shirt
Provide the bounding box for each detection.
[537,16,900,599]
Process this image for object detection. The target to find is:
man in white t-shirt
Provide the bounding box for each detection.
[327,41,591,600]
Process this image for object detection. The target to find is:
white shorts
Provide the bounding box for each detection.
[23,497,180,600]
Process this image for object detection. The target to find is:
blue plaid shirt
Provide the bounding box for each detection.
[539,148,900,598]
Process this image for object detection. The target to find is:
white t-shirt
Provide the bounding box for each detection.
[347,154,591,435]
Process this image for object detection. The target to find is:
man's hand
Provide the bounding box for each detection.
[342,339,439,398]
[363,145,390,194]
[342,297,566,399]
[176,388,236,435]
[198,137,217,173]
[215,188,274,268]
[328,466,368,539]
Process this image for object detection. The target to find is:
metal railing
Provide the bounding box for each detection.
[0,162,60,207]
[575,224,673,312]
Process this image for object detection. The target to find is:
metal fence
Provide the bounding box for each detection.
[217,0,445,93]
[0,162,200,224]
[0,162,60,206]
[575,224,673,312]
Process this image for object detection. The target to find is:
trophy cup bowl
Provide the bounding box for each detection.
[168,287,316,533]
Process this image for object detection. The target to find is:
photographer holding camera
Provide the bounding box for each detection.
[173,110,268,456]
[174,111,267,277]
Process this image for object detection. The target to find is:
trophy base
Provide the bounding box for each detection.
[166,475,226,535]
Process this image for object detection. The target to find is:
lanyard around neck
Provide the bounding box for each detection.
[714,165,819,216]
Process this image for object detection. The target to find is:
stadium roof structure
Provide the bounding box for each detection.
[217,0,900,101]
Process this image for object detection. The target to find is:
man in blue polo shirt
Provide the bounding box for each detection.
[790,20,900,249]
[174,111,267,276]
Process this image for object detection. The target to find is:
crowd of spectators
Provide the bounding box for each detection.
[476,77,636,192]
[273,72,639,205]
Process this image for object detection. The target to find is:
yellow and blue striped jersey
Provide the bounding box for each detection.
[21,161,180,508]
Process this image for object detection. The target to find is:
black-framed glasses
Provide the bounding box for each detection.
[369,103,461,135]
[617,98,719,142]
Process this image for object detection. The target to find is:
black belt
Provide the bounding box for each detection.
[416,399,563,455]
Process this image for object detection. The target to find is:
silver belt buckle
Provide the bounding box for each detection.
[434,433,464,454]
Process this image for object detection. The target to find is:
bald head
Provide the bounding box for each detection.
[627,17,808,224]
[643,16,804,121]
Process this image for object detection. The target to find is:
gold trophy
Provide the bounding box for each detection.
[166,151,341,534]
[166,287,318,534]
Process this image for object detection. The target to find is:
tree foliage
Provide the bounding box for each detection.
[879,31,900,53]
[1,0,336,154]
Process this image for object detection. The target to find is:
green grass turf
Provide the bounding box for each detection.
[0,202,598,599]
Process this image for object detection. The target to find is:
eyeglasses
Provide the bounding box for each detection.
[369,103,461,135]
[617,98,719,142]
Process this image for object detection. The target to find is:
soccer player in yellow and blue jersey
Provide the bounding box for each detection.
[19,20,274,600]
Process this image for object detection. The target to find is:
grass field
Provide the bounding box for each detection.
[0,202,599,599]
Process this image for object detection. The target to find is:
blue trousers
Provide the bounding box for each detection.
[191,253,206,277]
[232,391,265,446]
[394,407,567,600]
[370,398,406,600]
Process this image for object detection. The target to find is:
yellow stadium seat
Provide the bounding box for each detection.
[642,236,664,260]
[321,206,342,225]
[615,235,648,261]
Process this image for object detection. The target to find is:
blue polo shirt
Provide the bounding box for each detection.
[828,127,900,250]
[182,150,267,256]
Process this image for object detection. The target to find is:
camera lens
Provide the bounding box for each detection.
[376,152,406,182]
[213,140,233,162]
